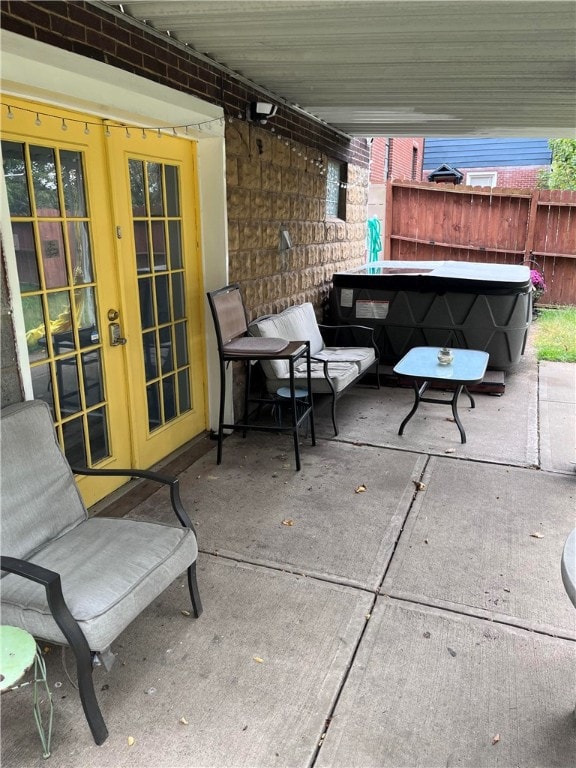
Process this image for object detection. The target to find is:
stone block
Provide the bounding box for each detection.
[243,280,264,309]
[312,223,324,243]
[291,247,306,271]
[315,176,327,198]
[251,190,273,220]
[254,250,278,278]
[227,221,240,252]
[306,199,321,220]
[272,194,291,220]
[261,163,282,192]
[225,120,250,157]
[272,138,291,168]
[262,222,280,250]
[281,167,300,195]
[227,187,250,219]
[282,272,299,297]
[237,157,262,190]
[300,173,315,197]
[238,221,262,250]
[226,157,238,188]
[228,251,247,283]
[306,245,319,266]
[291,196,306,220]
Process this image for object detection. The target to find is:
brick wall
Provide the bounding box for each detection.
[388,138,425,180]
[369,138,388,183]
[370,138,425,183]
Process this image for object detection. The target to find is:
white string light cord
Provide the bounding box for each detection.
[3,102,224,137]
[4,103,347,183]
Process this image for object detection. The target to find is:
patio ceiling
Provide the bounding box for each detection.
[98,1,576,138]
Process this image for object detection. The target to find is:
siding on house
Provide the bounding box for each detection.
[423,138,552,170]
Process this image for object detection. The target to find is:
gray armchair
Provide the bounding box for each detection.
[0,400,202,745]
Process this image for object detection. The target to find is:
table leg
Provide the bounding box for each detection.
[306,346,316,447]
[451,384,467,443]
[33,649,53,759]
[289,357,302,472]
[398,379,425,435]
[464,386,475,408]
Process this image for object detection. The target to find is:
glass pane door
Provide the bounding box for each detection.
[3,138,108,466]
[129,159,193,432]
[106,129,207,468]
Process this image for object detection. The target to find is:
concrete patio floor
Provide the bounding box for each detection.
[2,342,575,768]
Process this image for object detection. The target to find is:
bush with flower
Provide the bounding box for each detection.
[530,269,547,302]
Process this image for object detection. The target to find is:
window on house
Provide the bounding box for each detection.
[466,172,497,188]
[326,160,347,219]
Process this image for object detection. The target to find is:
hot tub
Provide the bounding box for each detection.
[329,260,532,370]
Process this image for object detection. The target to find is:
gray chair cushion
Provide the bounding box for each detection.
[313,346,376,375]
[263,360,361,395]
[224,337,289,355]
[250,303,325,378]
[0,400,87,561]
[1,517,198,651]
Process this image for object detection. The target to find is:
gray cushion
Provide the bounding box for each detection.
[250,303,325,378]
[1,517,197,651]
[264,360,361,395]
[0,400,87,561]
[313,347,376,375]
[224,337,289,355]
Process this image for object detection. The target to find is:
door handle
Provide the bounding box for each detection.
[109,322,127,346]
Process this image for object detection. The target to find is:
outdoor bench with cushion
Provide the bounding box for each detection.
[249,302,379,435]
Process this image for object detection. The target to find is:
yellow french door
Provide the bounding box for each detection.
[1,98,207,505]
[105,127,207,468]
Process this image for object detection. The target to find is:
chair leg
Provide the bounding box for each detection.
[331,395,339,436]
[75,644,109,745]
[187,561,203,618]
[217,358,226,464]
[44,573,108,744]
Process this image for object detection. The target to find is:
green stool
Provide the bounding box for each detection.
[1,626,53,758]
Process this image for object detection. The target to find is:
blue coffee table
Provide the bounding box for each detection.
[393,347,489,443]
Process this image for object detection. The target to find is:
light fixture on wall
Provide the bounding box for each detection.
[279,226,292,252]
[247,101,278,124]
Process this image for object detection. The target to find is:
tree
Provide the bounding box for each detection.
[538,139,576,190]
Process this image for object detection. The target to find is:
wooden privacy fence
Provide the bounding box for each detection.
[383,182,576,305]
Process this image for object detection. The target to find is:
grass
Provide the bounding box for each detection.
[532,306,576,363]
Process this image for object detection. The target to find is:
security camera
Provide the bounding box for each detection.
[247,101,278,124]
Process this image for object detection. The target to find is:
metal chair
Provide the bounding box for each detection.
[207,284,315,470]
[0,400,202,745]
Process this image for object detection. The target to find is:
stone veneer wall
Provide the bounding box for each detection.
[226,119,369,323]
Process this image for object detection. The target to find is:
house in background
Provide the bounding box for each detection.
[422,138,552,187]
[368,136,552,230]
[367,137,424,220]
